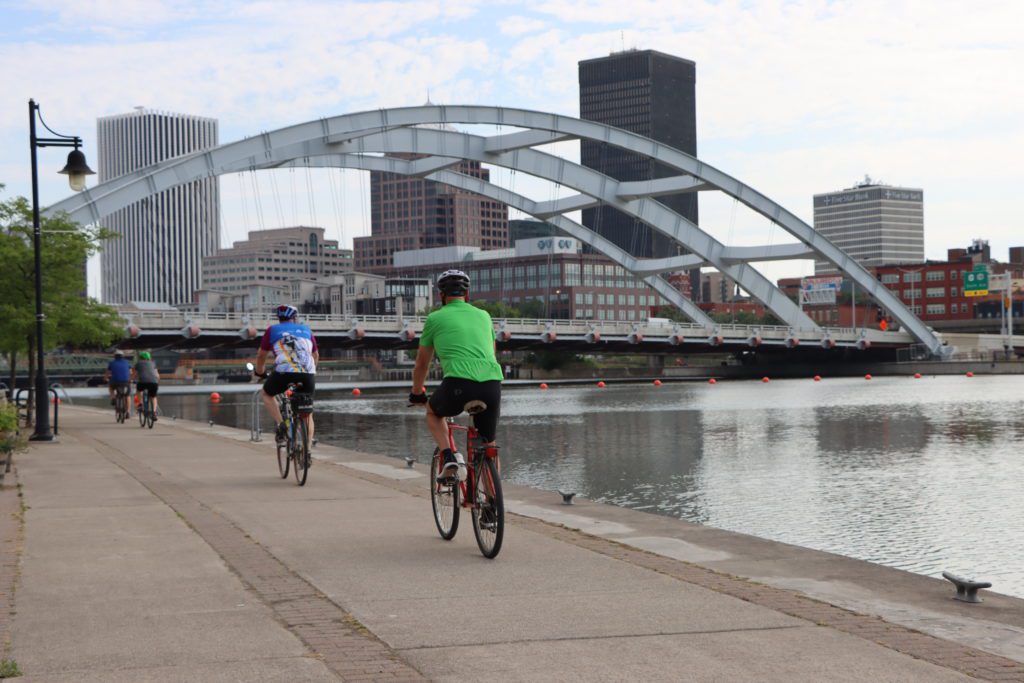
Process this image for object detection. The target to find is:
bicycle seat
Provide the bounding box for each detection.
[463,400,487,415]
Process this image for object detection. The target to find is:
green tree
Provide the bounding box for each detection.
[654,305,689,323]
[0,189,122,419]
[470,300,521,319]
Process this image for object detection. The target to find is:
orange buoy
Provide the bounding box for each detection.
[813,375,821,382]
[596,381,606,388]
[864,374,872,380]
[708,378,717,385]
[653,379,662,386]
[351,388,362,397]
[209,392,221,402]
[762,377,770,383]
[539,383,549,390]
[966,371,974,378]
[914,373,922,379]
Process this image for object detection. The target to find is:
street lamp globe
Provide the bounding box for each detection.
[58,148,95,192]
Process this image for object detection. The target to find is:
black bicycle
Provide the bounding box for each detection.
[137,388,155,429]
[113,384,130,424]
[249,364,313,486]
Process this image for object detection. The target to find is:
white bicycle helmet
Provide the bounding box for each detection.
[437,269,470,295]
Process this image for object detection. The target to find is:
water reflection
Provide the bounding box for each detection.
[85,376,1024,598]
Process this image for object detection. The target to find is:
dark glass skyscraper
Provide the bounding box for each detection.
[579,49,697,261]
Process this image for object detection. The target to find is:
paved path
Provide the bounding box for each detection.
[4,407,1023,681]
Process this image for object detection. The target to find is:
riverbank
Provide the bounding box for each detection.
[7,407,1023,681]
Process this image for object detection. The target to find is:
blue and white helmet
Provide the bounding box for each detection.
[276,304,298,321]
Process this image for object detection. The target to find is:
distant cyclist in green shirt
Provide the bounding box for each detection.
[410,270,503,482]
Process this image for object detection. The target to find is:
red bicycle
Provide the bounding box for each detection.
[430,402,504,559]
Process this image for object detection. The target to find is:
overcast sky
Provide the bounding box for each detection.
[1,0,1021,297]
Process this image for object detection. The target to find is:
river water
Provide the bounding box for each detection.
[89,375,1024,598]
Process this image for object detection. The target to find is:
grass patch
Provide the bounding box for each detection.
[0,658,22,678]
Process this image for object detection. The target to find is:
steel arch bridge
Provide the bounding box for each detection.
[46,105,948,357]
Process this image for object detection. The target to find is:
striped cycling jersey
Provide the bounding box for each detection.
[260,322,318,374]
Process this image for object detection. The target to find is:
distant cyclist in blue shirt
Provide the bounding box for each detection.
[253,304,319,446]
[104,350,132,409]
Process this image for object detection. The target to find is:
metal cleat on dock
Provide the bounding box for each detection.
[942,571,992,603]
[558,490,576,505]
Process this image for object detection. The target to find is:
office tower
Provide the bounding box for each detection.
[353,155,509,273]
[201,226,353,294]
[97,108,220,304]
[579,49,698,261]
[813,178,924,274]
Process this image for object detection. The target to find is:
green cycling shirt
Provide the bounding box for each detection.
[419,300,503,382]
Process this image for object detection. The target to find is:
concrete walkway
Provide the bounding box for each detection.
[5,407,1023,682]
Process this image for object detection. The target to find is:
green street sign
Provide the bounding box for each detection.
[964,265,989,297]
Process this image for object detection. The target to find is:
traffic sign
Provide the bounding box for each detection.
[964,265,989,297]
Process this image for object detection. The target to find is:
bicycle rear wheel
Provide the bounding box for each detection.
[430,448,460,540]
[137,396,146,427]
[471,455,504,559]
[146,403,155,429]
[116,393,127,423]
[292,416,309,486]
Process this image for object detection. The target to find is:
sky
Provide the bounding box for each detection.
[1,0,1021,299]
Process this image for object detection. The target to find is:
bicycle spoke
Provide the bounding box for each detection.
[471,456,504,558]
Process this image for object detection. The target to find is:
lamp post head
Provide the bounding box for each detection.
[59,148,95,192]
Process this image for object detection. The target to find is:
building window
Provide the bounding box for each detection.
[950,287,958,297]
[903,272,921,283]
[880,273,899,284]
[926,303,946,315]
[926,271,945,281]
[926,287,945,298]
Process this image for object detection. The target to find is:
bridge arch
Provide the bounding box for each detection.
[46,105,947,356]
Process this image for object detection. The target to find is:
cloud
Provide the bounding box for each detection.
[3,0,1023,281]
[499,15,548,36]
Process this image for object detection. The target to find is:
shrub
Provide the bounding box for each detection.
[0,403,18,434]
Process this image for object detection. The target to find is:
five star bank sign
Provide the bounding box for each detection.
[964,264,989,297]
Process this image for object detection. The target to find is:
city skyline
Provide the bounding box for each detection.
[1,1,1021,299]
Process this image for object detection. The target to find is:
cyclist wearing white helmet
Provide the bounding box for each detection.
[410,269,503,481]
[254,304,319,446]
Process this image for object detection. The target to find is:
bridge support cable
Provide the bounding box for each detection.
[44,105,947,355]
[274,128,820,332]
[263,153,717,328]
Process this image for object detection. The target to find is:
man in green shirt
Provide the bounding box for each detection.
[410,270,503,481]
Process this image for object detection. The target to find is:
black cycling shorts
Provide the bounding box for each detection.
[263,372,315,397]
[136,382,159,397]
[429,378,501,443]
[109,381,130,395]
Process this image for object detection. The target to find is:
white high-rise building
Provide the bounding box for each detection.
[97,108,220,304]
[813,178,924,275]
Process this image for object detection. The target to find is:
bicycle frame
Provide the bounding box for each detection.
[445,418,499,509]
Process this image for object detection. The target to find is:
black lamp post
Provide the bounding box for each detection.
[28,99,95,441]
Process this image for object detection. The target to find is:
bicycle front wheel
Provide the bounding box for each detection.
[292,416,309,486]
[471,456,504,559]
[430,448,460,540]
